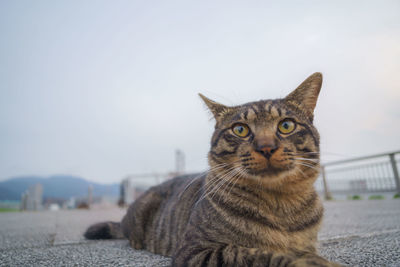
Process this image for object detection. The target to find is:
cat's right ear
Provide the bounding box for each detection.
[284,72,323,121]
[199,93,230,121]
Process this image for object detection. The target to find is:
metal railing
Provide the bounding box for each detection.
[120,151,400,202]
[317,151,400,199]
[120,172,184,204]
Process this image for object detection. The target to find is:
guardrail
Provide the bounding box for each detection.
[317,151,400,199]
[120,172,184,204]
[121,151,400,202]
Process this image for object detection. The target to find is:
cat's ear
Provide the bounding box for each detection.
[199,93,230,121]
[285,72,322,119]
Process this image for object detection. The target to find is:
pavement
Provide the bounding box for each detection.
[0,199,399,267]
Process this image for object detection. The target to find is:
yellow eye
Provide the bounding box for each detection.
[232,123,250,137]
[278,119,296,134]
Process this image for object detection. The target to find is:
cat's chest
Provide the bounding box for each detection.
[195,193,321,251]
[248,219,318,251]
[218,203,321,251]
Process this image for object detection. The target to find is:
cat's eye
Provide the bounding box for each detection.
[278,119,296,134]
[232,123,250,138]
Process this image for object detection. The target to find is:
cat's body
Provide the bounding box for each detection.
[85,73,341,266]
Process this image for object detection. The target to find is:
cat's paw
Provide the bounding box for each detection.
[288,257,343,267]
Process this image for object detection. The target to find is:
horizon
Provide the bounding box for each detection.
[2,148,400,185]
[0,174,120,185]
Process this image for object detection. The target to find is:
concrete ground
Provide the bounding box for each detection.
[0,199,399,267]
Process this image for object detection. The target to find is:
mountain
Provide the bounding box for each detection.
[0,175,119,201]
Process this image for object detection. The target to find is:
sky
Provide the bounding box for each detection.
[0,0,399,184]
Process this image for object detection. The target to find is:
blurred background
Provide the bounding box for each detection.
[0,0,399,211]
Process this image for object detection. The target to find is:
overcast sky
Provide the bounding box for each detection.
[1,0,399,184]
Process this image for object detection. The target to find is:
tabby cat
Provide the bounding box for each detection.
[85,73,341,267]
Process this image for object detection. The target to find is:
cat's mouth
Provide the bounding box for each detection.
[239,150,294,177]
[244,165,288,176]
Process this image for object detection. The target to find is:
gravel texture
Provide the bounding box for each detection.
[0,199,399,266]
[319,230,400,267]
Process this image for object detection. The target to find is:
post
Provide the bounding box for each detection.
[88,185,93,209]
[321,166,333,200]
[389,153,400,193]
[175,149,185,175]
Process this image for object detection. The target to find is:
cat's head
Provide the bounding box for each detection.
[201,73,322,190]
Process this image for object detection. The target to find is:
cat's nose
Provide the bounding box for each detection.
[255,138,279,159]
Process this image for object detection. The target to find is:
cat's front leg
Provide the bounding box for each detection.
[288,253,343,267]
[173,243,296,267]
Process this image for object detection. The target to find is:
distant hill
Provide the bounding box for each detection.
[0,175,119,201]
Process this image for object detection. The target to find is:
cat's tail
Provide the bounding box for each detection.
[84,221,125,240]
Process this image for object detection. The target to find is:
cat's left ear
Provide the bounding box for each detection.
[285,72,323,120]
[199,93,230,121]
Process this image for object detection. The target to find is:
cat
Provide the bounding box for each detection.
[85,73,342,267]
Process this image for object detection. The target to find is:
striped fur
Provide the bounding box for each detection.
[85,73,342,266]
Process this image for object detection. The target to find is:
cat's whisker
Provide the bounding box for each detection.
[287,153,320,159]
[215,169,239,200]
[296,161,319,167]
[197,164,240,203]
[207,165,241,200]
[178,171,208,199]
[179,163,230,200]
[206,163,239,185]
[231,166,247,185]
[189,175,218,203]
[200,173,227,198]
[197,165,241,205]
[293,157,319,163]
[319,151,354,157]
[287,152,319,156]
[216,165,245,203]
[217,174,242,204]
[188,163,235,202]
[202,175,227,198]
[214,171,240,203]
[295,162,321,171]
[295,165,306,176]
[225,170,244,198]
[290,151,320,154]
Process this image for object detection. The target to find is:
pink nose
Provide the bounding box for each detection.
[254,137,279,159]
[258,145,278,154]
